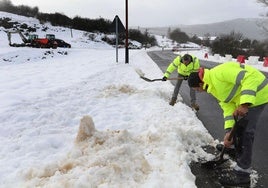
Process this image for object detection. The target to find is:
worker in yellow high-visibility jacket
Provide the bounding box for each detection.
[162,53,200,110]
[188,62,268,187]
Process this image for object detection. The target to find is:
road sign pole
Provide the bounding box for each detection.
[125,0,129,64]
[116,16,118,63]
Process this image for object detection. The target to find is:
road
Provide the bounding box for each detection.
[147,50,268,187]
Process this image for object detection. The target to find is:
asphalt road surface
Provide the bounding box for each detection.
[147,50,268,187]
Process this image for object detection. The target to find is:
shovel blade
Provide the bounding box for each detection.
[201,156,229,169]
[135,68,145,77]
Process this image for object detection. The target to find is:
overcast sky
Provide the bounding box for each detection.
[10,0,267,27]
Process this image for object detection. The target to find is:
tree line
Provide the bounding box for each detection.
[1,0,266,56]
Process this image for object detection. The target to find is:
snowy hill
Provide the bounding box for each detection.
[0,11,112,49]
[0,11,116,65]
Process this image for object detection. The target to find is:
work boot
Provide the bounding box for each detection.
[218,168,250,187]
[216,144,236,159]
[169,97,177,106]
[191,103,199,111]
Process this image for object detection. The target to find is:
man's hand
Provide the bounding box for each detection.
[224,131,233,148]
[233,103,250,117]
[183,76,188,80]
[162,76,167,81]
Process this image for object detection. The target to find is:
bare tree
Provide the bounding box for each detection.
[257,0,268,16]
[257,0,268,6]
[256,0,268,35]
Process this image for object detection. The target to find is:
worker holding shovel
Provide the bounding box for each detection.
[162,53,200,110]
[187,62,268,187]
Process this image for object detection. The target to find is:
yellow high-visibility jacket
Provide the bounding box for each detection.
[202,62,268,129]
[164,55,200,78]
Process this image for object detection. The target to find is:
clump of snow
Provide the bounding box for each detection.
[75,115,96,142]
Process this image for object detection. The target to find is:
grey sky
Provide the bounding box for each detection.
[10,0,267,27]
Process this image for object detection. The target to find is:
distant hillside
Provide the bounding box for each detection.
[139,18,268,41]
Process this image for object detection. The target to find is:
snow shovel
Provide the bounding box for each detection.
[201,117,239,169]
[135,68,184,82]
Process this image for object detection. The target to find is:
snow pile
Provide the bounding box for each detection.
[20,110,212,188]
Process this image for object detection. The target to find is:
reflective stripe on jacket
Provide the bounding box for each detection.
[164,55,200,78]
[202,62,268,129]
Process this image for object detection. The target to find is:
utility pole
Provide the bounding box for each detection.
[125,0,129,64]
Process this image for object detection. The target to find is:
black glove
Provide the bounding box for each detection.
[162,76,167,81]
[183,76,188,80]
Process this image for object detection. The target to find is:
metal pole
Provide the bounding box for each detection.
[70,27,73,38]
[125,0,129,64]
[116,16,118,63]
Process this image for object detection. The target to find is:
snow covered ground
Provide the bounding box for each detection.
[0,11,267,188]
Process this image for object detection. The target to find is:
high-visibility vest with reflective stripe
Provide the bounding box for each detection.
[164,55,200,78]
[202,62,268,129]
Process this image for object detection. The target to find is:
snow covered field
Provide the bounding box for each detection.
[0,11,266,188]
[0,44,215,188]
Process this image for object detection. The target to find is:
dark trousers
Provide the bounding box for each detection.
[234,103,266,169]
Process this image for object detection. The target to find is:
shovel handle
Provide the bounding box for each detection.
[227,116,239,141]
[140,76,184,82]
[219,116,239,159]
[167,77,185,80]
